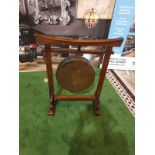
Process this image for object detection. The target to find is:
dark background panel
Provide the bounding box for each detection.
[20,0,112,38]
[32,19,111,38]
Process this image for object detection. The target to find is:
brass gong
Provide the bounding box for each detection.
[56,56,95,91]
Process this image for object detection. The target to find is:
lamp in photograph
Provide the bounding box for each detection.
[83,8,99,28]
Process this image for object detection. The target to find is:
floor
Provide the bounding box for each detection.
[20,71,135,155]
[106,70,135,116]
[113,70,135,96]
[19,56,59,72]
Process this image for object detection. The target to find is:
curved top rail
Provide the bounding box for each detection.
[34,34,123,47]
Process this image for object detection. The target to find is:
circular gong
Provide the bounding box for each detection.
[56,56,95,91]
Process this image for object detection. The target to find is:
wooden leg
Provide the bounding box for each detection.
[93,49,112,116]
[93,98,100,116]
[48,106,55,116]
[48,96,56,116]
[45,44,56,116]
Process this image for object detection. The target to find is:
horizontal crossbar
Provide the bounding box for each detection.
[51,48,106,55]
[53,95,96,101]
[34,33,123,47]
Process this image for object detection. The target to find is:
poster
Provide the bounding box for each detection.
[108,0,135,70]
[77,0,115,19]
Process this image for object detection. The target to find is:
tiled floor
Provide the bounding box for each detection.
[19,56,58,72]
[106,70,135,116]
[113,70,135,96]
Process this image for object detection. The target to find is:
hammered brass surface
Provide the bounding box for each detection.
[56,56,95,91]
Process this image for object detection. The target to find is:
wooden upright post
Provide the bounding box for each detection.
[44,44,55,116]
[95,47,113,98]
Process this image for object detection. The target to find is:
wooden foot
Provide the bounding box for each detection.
[93,99,101,116]
[48,106,55,116]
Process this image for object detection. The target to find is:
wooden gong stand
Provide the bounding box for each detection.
[34,34,123,116]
